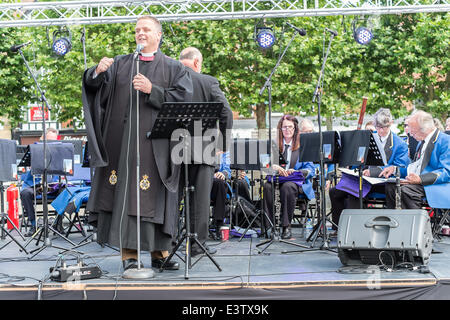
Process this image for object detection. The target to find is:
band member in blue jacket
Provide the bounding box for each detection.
[381,110,450,209]
[330,108,410,231]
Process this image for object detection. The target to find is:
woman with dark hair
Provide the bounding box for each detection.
[263,114,316,239]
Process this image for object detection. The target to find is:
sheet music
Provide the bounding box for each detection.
[339,167,387,185]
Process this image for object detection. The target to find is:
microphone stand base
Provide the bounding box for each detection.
[122,267,155,279]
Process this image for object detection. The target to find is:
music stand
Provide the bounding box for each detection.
[150,102,223,279]
[339,130,385,208]
[297,131,340,247]
[20,142,78,258]
[0,139,28,253]
[229,139,277,241]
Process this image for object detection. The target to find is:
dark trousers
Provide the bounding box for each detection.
[210,177,228,226]
[181,164,214,245]
[20,187,36,226]
[329,186,349,230]
[263,181,302,228]
[385,183,426,209]
[346,184,386,209]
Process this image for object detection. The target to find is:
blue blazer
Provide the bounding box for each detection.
[400,130,450,208]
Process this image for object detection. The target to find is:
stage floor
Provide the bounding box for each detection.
[1,225,450,301]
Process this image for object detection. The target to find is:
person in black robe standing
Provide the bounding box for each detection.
[178,47,233,255]
[82,16,192,272]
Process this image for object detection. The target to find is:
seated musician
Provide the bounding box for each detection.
[20,128,63,237]
[263,115,315,239]
[329,108,410,233]
[210,151,251,240]
[380,110,450,209]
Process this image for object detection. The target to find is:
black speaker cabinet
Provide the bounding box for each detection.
[337,209,433,266]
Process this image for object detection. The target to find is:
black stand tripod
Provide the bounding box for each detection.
[338,130,385,208]
[293,131,340,247]
[282,30,338,254]
[14,47,75,258]
[150,102,224,279]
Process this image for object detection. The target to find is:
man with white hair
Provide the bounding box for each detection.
[380,110,450,209]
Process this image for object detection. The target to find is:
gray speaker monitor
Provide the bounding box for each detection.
[337,209,433,266]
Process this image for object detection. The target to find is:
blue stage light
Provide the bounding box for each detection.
[354,26,373,45]
[256,27,276,49]
[52,27,72,57]
[52,38,71,56]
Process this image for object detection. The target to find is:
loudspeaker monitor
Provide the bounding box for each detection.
[337,209,433,266]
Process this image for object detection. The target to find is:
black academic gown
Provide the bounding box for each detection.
[82,50,192,251]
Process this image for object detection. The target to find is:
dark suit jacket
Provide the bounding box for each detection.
[186,67,233,166]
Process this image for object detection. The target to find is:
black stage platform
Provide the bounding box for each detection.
[1,225,450,301]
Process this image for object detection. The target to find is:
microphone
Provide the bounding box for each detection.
[285,22,306,36]
[134,43,144,58]
[325,28,338,36]
[10,41,31,52]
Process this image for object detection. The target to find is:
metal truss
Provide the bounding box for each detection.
[0,0,448,28]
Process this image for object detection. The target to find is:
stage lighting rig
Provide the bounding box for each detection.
[52,26,72,56]
[352,17,374,45]
[254,20,276,49]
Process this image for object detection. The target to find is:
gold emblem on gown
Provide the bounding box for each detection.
[140,174,150,190]
[109,170,117,185]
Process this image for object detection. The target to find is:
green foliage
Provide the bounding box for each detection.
[0,12,448,130]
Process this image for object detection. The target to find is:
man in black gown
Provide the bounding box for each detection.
[178,47,233,255]
[82,16,193,273]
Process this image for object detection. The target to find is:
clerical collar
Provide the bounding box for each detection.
[139,51,157,61]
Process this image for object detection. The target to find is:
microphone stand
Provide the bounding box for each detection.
[257,29,313,253]
[16,48,70,258]
[309,30,337,252]
[123,50,154,279]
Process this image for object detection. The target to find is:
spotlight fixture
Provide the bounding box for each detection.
[254,20,276,49]
[256,27,276,49]
[354,26,373,45]
[352,18,373,45]
[52,27,72,56]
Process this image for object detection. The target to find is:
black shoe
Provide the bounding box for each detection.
[122,258,144,271]
[191,244,217,256]
[281,227,292,239]
[152,258,179,270]
[24,226,36,237]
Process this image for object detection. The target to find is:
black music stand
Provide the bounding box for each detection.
[20,142,79,259]
[150,102,223,279]
[229,139,277,241]
[297,131,340,247]
[0,139,28,253]
[339,130,385,208]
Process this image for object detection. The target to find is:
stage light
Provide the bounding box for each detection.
[354,26,373,45]
[256,27,276,49]
[52,27,72,56]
